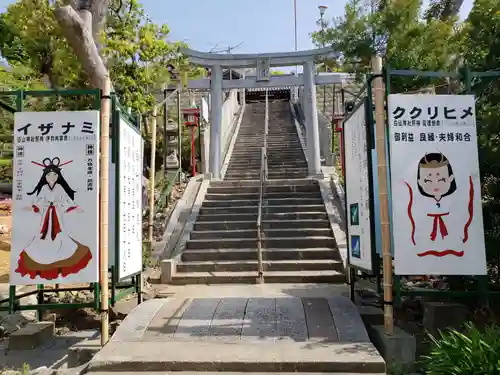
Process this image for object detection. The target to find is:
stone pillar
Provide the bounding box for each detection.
[303,60,322,177]
[240,72,246,105]
[210,64,223,179]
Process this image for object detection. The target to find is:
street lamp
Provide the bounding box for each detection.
[318,5,327,17]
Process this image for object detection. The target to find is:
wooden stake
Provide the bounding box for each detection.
[99,77,111,345]
[148,106,157,244]
[371,55,394,335]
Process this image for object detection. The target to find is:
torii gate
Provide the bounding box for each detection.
[181,47,343,179]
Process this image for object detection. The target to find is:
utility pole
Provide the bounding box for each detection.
[294,0,298,75]
[318,5,328,114]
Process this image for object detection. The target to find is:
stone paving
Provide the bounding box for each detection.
[89,296,385,373]
[126,297,367,343]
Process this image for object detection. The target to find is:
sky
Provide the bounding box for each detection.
[0,0,475,55]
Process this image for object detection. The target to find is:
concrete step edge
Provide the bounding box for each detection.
[178,259,342,265]
[190,228,332,235]
[182,247,339,253]
[187,236,335,243]
[199,205,326,210]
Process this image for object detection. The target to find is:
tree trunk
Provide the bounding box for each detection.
[53,0,110,89]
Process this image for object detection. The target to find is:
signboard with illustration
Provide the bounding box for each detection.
[11,111,100,285]
[388,94,486,275]
[343,98,375,273]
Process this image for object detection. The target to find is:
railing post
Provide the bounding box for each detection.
[256,146,265,284]
[264,89,269,180]
[256,90,269,284]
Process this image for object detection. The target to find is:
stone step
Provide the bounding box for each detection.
[176,259,343,273]
[230,154,305,160]
[207,185,315,193]
[202,197,323,207]
[229,159,306,165]
[230,154,304,159]
[210,179,317,186]
[234,144,301,148]
[228,162,306,168]
[205,191,321,199]
[197,212,328,221]
[190,228,333,240]
[225,169,308,175]
[206,186,319,195]
[228,161,308,167]
[185,236,336,250]
[193,219,330,231]
[171,270,345,284]
[223,172,310,178]
[233,150,304,155]
[225,173,308,180]
[199,205,326,215]
[89,372,385,375]
[226,166,306,172]
[181,248,341,262]
[88,341,384,373]
[233,140,301,144]
[232,145,302,150]
[232,143,301,147]
[205,194,321,201]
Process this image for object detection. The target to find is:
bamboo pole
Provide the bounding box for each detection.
[177,90,182,183]
[163,85,168,178]
[99,77,111,345]
[148,106,157,244]
[371,55,394,335]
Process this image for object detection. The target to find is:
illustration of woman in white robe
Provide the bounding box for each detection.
[404,152,475,258]
[15,157,92,280]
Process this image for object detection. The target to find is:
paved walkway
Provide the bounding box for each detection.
[89,291,385,373]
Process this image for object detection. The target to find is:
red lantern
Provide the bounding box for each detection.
[182,108,201,176]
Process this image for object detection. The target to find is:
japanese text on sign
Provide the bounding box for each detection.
[393,132,472,143]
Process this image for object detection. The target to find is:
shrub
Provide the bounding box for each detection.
[421,322,500,374]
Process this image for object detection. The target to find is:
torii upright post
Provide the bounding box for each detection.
[209,65,223,179]
[303,59,322,177]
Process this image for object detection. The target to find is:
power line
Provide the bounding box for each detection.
[210,41,244,54]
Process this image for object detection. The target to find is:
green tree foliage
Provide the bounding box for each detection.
[0,0,204,113]
[462,0,500,276]
[312,0,500,280]
[104,0,204,112]
[0,0,205,178]
[311,0,462,91]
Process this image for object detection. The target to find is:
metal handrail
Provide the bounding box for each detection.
[256,89,269,284]
[264,89,269,180]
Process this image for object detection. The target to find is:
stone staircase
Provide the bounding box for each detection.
[171,101,345,285]
[225,101,308,180]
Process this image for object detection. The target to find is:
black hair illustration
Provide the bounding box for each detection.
[417,152,457,200]
[27,157,76,200]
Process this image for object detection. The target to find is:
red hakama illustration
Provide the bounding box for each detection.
[16,184,92,280]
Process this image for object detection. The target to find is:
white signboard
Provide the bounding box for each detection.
[11,111,100,285]
[388,94,486,275]
[117,118,143,280]
[344,100,373,272]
